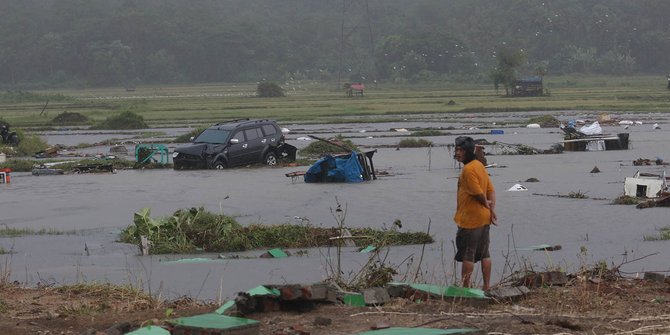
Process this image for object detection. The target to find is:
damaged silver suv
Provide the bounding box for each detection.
[172,119,296,169]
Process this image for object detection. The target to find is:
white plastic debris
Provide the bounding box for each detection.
[619,120,634,125]
[296,136,312,141]
[635,121,643,125]
[653,123,660,129]
[507,183,528,191]
[579,121,602,135]
[281,127,290,134]
[393,128,409,132]
[526,123,541,129]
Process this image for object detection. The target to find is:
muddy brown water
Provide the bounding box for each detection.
[1,112,669,300]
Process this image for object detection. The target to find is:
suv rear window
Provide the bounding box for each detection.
[262,124,277,136]
[194,128,230,144]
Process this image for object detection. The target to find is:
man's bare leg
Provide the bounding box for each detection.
[481,258,491,291]
[461,261,474,288]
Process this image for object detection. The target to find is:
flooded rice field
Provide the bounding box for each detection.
[1,111,670,300]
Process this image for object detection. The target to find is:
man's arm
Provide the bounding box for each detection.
[487,190,497,225]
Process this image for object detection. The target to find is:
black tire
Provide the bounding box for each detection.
[264,152,278,166]
[213,160,226,170]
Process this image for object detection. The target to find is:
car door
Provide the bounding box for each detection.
[226,130,246,166]
[242,127,265,164]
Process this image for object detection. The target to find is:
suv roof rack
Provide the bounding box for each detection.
[214,118,250,126]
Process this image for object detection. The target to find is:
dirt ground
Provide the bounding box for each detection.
[1,275,669,335]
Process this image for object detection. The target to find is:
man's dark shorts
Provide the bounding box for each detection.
[455,225,490,262]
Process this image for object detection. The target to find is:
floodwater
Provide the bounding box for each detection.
[1,111,670,301]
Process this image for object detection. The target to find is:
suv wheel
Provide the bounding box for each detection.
[264,152,278,166]
[213,160,226,169]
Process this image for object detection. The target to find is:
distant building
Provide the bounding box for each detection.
[512,76,543,97]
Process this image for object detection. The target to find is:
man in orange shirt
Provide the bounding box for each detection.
[453,136,497,291]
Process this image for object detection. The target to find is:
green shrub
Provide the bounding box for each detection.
[397,138,433,148]
[51,111,89,125]
[0,158,36,172]
[256,81,285,97]
[15,132,48,156]
[91,110,148,130]
[299,135,359,156]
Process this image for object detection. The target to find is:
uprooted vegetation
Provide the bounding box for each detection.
[397,138,433,148]
[495,142,563,155]
[119,207,433,254]
[526,114,561,128]
[298,135,360,157]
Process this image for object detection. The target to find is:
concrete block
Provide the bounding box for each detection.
[644,272,666,282]
[521,271,568,288]
[363,287,391,305]
[487,286,530,301]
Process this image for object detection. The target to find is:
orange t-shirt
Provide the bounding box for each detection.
[454,160,495,229]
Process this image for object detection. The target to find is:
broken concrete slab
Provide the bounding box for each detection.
[486,286,530,301]
[363,287,391,305]
[169,313,259,335]
[520,271,568,288]
[643,272,666,282]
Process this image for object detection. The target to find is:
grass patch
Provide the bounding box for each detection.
[1,77,668,129]
[54,282,158,314]
[0,227,77,237]
[119,207,433,254]
[0,158,138,172]
[0,90,73,103]
[643,226,670,241]
[397,138,433,148]
[411,129,443,136]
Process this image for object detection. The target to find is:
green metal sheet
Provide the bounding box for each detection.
[247,285,280,296]
[357,327,481,335]
[170,313,258,329]
[125,325,170,335]
[389,283,487,299]
[214,285,280,314]
[267,248,288,258]
[360,245,377,253]
[214,300,235,315]
[343,293,366,306]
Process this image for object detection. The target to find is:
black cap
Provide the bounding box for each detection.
[455,136,475,152]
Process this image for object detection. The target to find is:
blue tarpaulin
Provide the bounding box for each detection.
[304,152,363,183]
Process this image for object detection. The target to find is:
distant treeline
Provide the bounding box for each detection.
[1,0,668,88]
